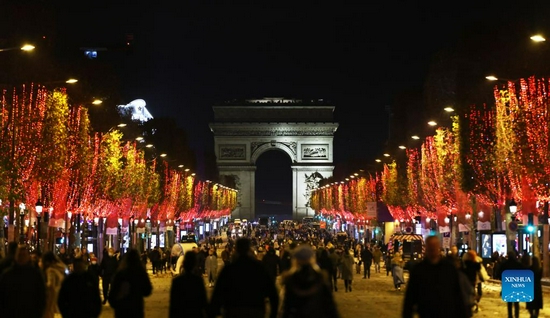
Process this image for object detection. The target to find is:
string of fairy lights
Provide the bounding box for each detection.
[312,75,550,229]
[0,83,238,227]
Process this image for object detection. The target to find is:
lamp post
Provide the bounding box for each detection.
[175,219,180,243]
[65,211,72,250]
[133,218,138,250]
[157,220,161,248]
[506,198,518,253]
[145,217,151,252]
[18,203,25,244]
[35,199,43,252]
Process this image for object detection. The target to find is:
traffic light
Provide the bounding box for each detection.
[527,213,535,233]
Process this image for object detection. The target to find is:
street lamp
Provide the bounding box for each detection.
[35,199,43,252]
[65,211,72,250]
[19,203,25,243]
[0,44,35,53]
[145,217,151,251]
[509,198,518,215]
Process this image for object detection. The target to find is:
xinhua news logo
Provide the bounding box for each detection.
[501,269,534,302]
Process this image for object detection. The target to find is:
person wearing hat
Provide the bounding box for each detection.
[279,244,340,318]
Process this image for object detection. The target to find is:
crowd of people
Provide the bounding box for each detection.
[0,242,152,318]
[0,224,546,318]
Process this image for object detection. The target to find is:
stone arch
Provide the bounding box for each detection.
[209,98,338,221]
[250,141,297,164]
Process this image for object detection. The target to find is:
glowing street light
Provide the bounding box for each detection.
[428,120,437,126]
[444,107,455,112]
[530,34,546,42]
[485,75,498,81]
[0,44,35,52]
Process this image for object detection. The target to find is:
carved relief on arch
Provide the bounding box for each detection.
[250,141,297,163]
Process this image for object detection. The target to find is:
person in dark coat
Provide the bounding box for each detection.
[360,246,374,279]
[169,251,208,318]
[58,257,102,318]
[527,256,543,318]
[108,249,153,318]
[261,246,280,283]
[208,237,279,318]
[402,235,469,318]
[99,247,119,304]
[496,250,525,318]
[0,244,46,318]
[279,244,340,318]
[316,247,334,290]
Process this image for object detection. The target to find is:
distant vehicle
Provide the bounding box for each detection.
[258,217,269,228]
[302,217,314,224]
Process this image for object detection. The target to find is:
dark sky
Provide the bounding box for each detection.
[10,1,550,216]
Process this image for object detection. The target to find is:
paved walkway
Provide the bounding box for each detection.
[95,262,550,318]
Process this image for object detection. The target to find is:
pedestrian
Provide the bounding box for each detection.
[328,247,340,291]
[262,246,280,283]
[391,252,405,290]
[208,237,279,318]
[87,253,101,286]
[445,245,463,270]
[527,256,543,318]
[221,244,232,266]
[461,250,481,313]
[205,247,218,287]
[279,244,340,318]
[0,244,46,317]
[149,246,161,275]
[169,251,208,318]
[402,235,469,318]
[41,251,68,318]
[372,245,382,273]
[58,256,102,318]
[99,247,119,304]
[496,250,524,318]
[385,250,393,276]
[340,247,354,292]
[361,245,374,279]
[108,248,153,318]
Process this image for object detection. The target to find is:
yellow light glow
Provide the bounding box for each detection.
[428,121,437,126]
[383,153,390,157]
[92,99,103,105]
[444,107,454,112]
[531,34,546,42]
[485,75,498,81]
[21,44,35,51]
[375,159,382,162]
[411,135,420,140]
[398,145,406,149]
[160,153,167,157]
[135,136,144,141]
[146,144,154,148]
[66,78,78,84]
[117,123,127,128]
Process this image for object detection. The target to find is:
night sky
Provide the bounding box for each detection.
[5,1,550,217]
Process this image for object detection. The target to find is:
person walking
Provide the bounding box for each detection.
[402,235,469,318]
[496,250,524,318]
[205,247,218,287]
[169,251,208,318]
[527,256,543,318]
[340,247,354,292]
[221,245,232,266]
[279,244,340,318]
[58,257,102,318]
[372,246,382,273]
[391,252,405,291]
[99,247,119,304]
[262,246,280,284]
[328,247,340,292]
[0,244,46,318]
[108,249,153,318]
[149,246,161,275]
[360,245,374,279]
[461,250,481,314]
[41,251,68,318]
[208,237,279,318]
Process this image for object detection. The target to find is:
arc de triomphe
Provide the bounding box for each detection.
[209,98,338,221]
